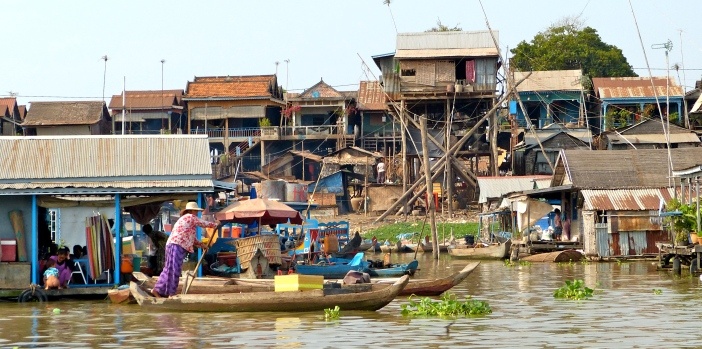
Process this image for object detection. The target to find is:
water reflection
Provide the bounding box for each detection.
[1,257,702,348]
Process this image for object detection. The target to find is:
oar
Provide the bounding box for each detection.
[182,223,220,295]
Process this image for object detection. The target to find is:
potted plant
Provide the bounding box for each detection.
[666,199,699,245]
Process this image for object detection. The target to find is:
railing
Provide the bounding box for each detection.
[190,127,261,138]
[280,125,344,136]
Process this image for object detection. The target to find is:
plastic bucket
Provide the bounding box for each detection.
[231,226,242,239]
[120,256,134,273]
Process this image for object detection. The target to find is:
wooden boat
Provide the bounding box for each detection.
[108,288,134,304]
[519,249,584,263]
[448,240,512,260]
[379,241,412,253]
[411,241,450,253]
[129,275,410,312]
[355,261,480,296]
[367,259,419,277]
[136,276,275,295]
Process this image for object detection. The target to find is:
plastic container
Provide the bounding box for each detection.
[120,255,134,273]
[1,239,16,262]
[231,225,242,238]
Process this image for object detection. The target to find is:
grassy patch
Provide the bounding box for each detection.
[363,222,479,242]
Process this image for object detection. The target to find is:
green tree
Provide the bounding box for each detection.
[426,18,462,32]
[510,21,636,78]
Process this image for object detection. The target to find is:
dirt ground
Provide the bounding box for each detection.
[316,207,481,235]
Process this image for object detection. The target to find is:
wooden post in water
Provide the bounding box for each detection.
[420,116,439,259]
[400,100,407,219]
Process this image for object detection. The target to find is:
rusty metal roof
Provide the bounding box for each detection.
[0,135,213,194]
[478,175,551,203]
[514,70,582,92]
[581,188,675,210]
[357,81,387,111]
[592,77,684,99]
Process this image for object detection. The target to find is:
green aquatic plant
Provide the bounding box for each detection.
[504,260,531,267]
[324,306,340,320]
[553,279,594,300]
[653,289,663,295]
[401,293,492,317]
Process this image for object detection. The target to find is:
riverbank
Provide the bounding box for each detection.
[318,208,482,243]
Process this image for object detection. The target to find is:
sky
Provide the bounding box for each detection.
[3,0,702,107]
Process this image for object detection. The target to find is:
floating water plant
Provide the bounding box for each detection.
[504,260,531,267]
[324,306,340,320]
[553,279,594,300]
[652,289,662,295]
[401,293,492,317]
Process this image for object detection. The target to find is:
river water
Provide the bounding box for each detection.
[1,253,701,349]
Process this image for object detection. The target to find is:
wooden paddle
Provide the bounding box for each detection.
[182,223,221,295]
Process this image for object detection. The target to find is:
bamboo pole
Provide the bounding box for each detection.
[420,116,439,260]
[400,100,407,218]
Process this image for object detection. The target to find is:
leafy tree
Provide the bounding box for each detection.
[510,21,636,78]
[426,18,462,32]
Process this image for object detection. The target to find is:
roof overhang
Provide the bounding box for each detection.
[395,48,498,59]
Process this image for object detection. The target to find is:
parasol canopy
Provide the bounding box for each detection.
[214,198,303,225]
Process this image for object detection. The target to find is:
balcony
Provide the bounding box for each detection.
[279,125,345,140]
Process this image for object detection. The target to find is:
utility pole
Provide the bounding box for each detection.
[420,116,438,259]
[161,59,167,132]
[101,55,110,134]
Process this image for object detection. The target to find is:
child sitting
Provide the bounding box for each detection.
[43,259,61,290]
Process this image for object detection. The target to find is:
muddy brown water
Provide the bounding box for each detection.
[1,253,701,348]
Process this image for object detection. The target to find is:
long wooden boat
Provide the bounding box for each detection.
[129,275,410,312]
[448,240,511,260]
[364,261,479,296]
[519,249,584,263]
[136,276,275,295]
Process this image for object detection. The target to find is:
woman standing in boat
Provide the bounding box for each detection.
[151,202,219,298]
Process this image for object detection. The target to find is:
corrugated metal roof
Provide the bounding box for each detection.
[691,94,702,113]
[357,81,387,111]
[608,133,700,145]
[0,180,212,194]
[582,188,675,210]
[592,77,684,99]
[397,30,498,49]
[395,48,498,58]
[514,70,583,92]
[557,148,702,189]
[289,150,323,162]
[477,176,551,203]
[0,135,213,194]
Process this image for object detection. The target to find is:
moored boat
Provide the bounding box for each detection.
[363,261,480,296]
[519,249,584,263]
[448,240,512,260]
[129,275,410,312]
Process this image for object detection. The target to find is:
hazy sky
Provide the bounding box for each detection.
[3,0,701,107]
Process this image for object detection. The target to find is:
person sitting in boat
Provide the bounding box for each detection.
[49,247,75,289]
[143,224,168,277]
[151,202,220,298]
[43,258,61,289]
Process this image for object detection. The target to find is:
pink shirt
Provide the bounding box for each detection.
[167,213,218,253]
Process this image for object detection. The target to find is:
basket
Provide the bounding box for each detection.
[232,235,282,270]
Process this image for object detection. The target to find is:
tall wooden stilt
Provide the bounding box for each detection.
[446,98,453,219]
[400,99,407,218]
[420,116,439,259]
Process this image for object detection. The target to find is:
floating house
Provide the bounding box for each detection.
[0,135,213,300]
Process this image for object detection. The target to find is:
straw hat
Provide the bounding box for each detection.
[180,202,204,216]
